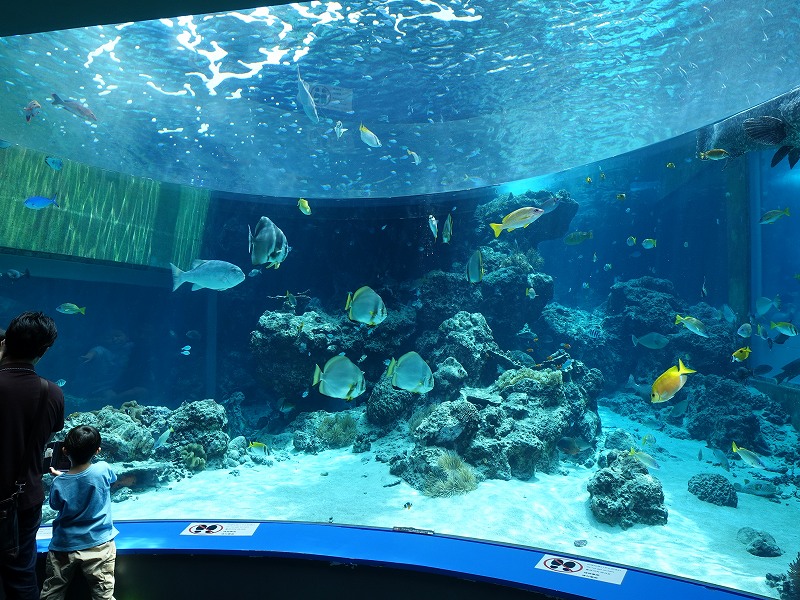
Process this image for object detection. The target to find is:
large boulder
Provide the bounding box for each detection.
[688,473,738,507]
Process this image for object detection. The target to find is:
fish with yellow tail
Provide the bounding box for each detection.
[489,207,545,237]
[731,441,766,469]
[698,148,730,161]
[312,355,366,401]
[345,286,387,326]
[298,198,311,215]
[675,314,709,338]
[629,447,660,470]
[651,358,696,403]
[359,123,381,147]
[731,347,752,362]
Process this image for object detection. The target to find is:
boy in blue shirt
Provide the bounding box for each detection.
[40,425,118,600]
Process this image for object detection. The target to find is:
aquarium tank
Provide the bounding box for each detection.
[1,0,800,597]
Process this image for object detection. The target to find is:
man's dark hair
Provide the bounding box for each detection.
[64,425,101,465]
[3,311,57,359]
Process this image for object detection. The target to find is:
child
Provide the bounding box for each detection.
[40,425,118,600]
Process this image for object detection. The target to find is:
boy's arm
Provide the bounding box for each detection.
[49,482,63,511]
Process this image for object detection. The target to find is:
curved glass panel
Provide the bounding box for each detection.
[1,3,799,600]
[1,1,799,198]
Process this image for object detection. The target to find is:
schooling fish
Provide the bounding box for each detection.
[631,332,670,350]
[312,355,366,401]
[442,214,452,243]
[296,67,319,124]
[153,427,173,450]
[731,441,766,469]
[56,303,85,315]
[359,123,381,147]
[651,358,696,403]
[24,195,59,210]
[345,286,387,326]
[428,215,438,240]
[387,351,434,393]
[298,198,311,215]
[466,249,484,284]
[629,447,660,470]
[675,314,709,338]
[731,347,752,362]
[249,216,289,268]
[23,100,41,122]
[490,207,545,238]
[51,93,97,121]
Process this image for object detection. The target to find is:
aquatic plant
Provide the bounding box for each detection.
[120,400,144,423]
[316,413,358,449]
[423,450,478,498]
[407,404,437,434]
[496,367,562,391]
[180,443,206,471]
[788,552,800,599]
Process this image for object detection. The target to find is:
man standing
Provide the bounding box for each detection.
[0,312,64,599]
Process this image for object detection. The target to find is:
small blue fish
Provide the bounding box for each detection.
[45,156,63,171]
[181,350,190,356]
[55,379,66,387]
[248,269,261,278]
[181,345,191,351]
[24,195,58,210]
[561,359,574,370]
[301,390,309,398]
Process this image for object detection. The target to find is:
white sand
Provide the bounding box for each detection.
[111,406,799,598]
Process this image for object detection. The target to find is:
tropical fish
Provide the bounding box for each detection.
[556,437,591,455]
[641,434,657,446]
[334,121,348,139]
[4,269,30,280]
[626,236,636,247]
[56,303,85,315]
[407,150,421,165]
[296,68,319,124]
[312,355,366,401]
[698,148,730,161]
[24,195,58,210]
[582,282,590,289]
[44,156,63,171]
[181,345,191,352]
[756,295,780,316]
[248,441,269,455]
[403,502,412,510]
[585,176,592,184]
[775,357,800,384]
[651,358,696,403]
[248,269,261,278]
[249,216,289,268]
[759,207,790,224]
[629,447,660,470]
[712,448,730,471]
[170,260,245,292]
[55,379,66,387]
[770,321,798,336]
[563,231,593,245]
[616,193,626,201]
[722,304,736,323]
[466,250,483,283]
[359,123,381,147]
[442,214,452,243]
[626,374,650,397]
[490,207,545,237]
[51,93,97,121]
[731,347,752,362]
[285,291,297,309]
[428,215,438,239]
[181,350,190,356]
[668,396,690,419]
[737,323,752,338]
[731,441,766,469]
[345,286,387,326]
[298,198,311,215]
[23,100,41,122]
[525,287,537,300]
[387,351,434,393]
[641,238,657,249]
[603,263,612,271]
[592,252,597,263]
[631,332,670,350]
[742,104,800,168]
[279,400,296,414]
[153,427,173,450]
[675,314,709,338]
[538,195,560,213]
[666,162,676,168]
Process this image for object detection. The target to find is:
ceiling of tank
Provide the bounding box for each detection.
[0,0,798,199]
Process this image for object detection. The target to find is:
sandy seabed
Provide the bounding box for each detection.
[106,406,799,598]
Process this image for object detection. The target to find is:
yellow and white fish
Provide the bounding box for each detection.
[731,347,752,362]
[771,321,798,336]
[651,358,696,403]
[359,123,381,147]
[489,207,545,238]
[675,314,709,338]
[334,121,347,139]
[312,355,366,401]
[346,286,387,326]
[629,447,660,470]
[466,250,484,283]
[407,150,421,165]
[298,198,311,215]
[386,351,434,393]
[731,441,766,469]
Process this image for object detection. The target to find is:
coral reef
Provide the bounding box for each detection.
[291,410,362,453]
[180,443,207,471]
[365,374,416,427]
[423,450,479,497]
[587,449,668,529]
[169,399,230,464]
[687,473,738,507]
[60,406,153,462]
[316,413,358,449]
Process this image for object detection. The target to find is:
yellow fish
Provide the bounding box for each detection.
[698,148,730,161]
[298,198,311,215]
[732,441,766,469]
[489,207,545,238]
[359,123,381,147]
[651,358,696,403]
[585,176,592,184]
[731,347,751,362]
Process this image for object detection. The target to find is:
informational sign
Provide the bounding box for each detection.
[535,554,627,585]
[180,522,260,537]
[310,83,353,113]
[36,526,53,541]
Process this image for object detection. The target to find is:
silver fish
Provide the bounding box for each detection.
[170,260,245,291]
[249,216,288,268]
[442,214,452,243]
[428,215,438,240]
[296,68,319,124]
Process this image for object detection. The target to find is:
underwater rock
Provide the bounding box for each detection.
[170,399,230,463]
[180,443,207,471]
[61,406,153,462]
[365,374,416,427]
[604,429,637,451]
[473,189,578,246]
[432,356,468,399]
[737,527,784,557]
[420,311,517,387]
[225,435,251,467]
[684,375,768,453]
[414,399,480,447]
[291,410,361,453]
[687,473,738,507]
[587,449,668,529]
[390,446,482,497]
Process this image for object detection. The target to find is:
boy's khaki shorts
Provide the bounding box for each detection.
[40,539,116,600]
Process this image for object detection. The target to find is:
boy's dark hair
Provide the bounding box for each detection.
[3,312,57,359]
[64,425,101,465]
